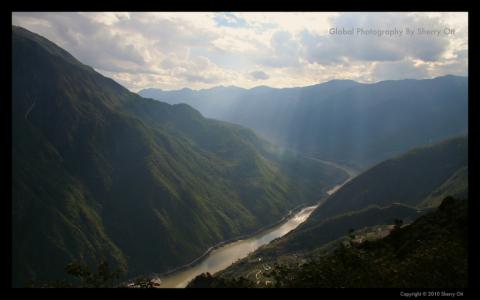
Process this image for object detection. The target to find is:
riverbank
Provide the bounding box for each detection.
[157,205,319,288]
[157,202,316,278]
[119,202,317,287]
[123,162,354,288]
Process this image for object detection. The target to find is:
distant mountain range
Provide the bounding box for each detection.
[140,75,468,169]
[12,26,347,287]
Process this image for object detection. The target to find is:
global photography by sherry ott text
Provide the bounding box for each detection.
[329,27,456,37]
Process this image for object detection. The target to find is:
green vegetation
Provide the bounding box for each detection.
[188,273,255,288]
[188,197,468,288]
[256,203,424,257]
[12,25,468,289]
[211,203,425,280]
[187,139,468,287]
[419,166,468,208]
[26,261,123,288]
[140,76,468,169]
[12,26,347,287]
[305,136,467,224]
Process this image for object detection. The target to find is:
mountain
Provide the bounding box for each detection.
[243,203,428,259]
[419,166,468,208]
[12,26,348,287]
[189,197,468,288]
[140,76,468,169]
[204,203,428,282]
[187,137,468,287]
[303,136,467,225]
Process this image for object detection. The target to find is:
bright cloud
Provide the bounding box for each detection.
[249,70,270,80]
[12,12,468,92]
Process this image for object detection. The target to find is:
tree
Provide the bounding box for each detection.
[348,228,355,240]
[130,276,161,288]
[27,260,123,288]
[393,219,403,231]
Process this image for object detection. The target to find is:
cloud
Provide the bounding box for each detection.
[299,12,452,65]
[184,74,219,84]
[371,59,431,80]
[249,71,269,80]
[11,12,468,91]
[12,12,148,73]
[254,30,301,68]
[214,13,247,28]
[80,12,130,26]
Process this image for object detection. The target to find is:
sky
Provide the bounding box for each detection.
[12,12,468,92]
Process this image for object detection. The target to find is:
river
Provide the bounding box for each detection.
[155,177,351,288]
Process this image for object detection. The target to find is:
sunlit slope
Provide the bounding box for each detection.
[141,76,467,169]
[12,26,347,286]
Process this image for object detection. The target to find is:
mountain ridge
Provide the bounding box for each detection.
[140,75,467,169]
[188,197,468,288]
[185,137,468,287]
[12,26,347,286]
[138,74,464,94]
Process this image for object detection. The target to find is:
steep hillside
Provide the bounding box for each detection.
[186,138,468,287]
[208,203,426,281]
[419,166,468,208]
[141,76,468,169]
[189,197,468,288]
[304,136,467,225]
[12,26,347,286]
[251,203,426,258]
